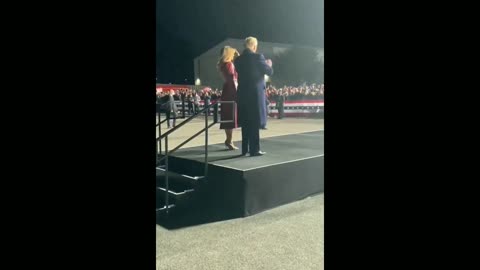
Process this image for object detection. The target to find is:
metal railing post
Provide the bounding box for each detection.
[213,103,219,123]
[165,135,169,214]
[204,110,208,180]
[182,98,186,118]
[158,110,162,155]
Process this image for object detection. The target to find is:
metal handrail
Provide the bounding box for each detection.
[159,101,219,139]
[156,100,236,215]
[157,122,216,162]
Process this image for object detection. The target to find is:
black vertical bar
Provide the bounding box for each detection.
[204,110,208,180]
[213,102,218,123]
[158,109,162,156]
[165,135,169,214]
[182,97,185,118]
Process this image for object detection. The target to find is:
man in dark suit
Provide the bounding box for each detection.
[234,37,273,156]
[277,90,286,119]
[164,90,178,128]
[203,92,211,115]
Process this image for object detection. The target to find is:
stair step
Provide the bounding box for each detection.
[156,168,203,188]
[156,167,203,180]
[156,204,175,212]
[156,203,175,219]
[157,186,194,196]
[156,155,206,176]
[156,187,195,209]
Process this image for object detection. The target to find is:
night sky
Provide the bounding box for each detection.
[156,0,324,84]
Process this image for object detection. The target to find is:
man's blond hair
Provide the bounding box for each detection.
[244,37,258,49]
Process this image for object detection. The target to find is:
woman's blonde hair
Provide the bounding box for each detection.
[217,46,239,68]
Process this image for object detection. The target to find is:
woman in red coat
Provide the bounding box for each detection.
[218,46,240,150]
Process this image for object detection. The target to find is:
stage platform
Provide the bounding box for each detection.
[156,130,324,227]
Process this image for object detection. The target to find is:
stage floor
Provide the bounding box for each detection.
[170,130,324,170]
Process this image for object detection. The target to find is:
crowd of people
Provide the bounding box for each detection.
[156,82,324,121]
[156,83,324,106]
[266,83,324,102]
[156,88,221,116]
[156,83,324,121]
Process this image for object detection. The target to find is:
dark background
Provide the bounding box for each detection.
[157,0,324,84]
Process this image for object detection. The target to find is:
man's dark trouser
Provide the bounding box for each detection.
[165,111,176,128]
[241,123,260,155]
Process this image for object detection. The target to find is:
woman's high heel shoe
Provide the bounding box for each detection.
[225,141,238,150]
